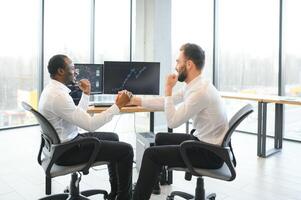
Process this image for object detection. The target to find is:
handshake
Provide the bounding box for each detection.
[115,90,134,109]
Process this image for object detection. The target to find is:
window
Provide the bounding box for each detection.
[171,0,213,81]
[0,0,39,128]
[217,0,279,133]
[94,0,131,63]
[218,0,279,94]
[44,0,91,84]
[283,0,301,141]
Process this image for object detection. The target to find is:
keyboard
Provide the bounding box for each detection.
[139,132,155,138]
[92,102,114,107]
[91,102,138,107]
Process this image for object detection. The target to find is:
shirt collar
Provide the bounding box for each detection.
[185,73,203,90]
[49,79,71,93]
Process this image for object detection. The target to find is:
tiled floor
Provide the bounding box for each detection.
[0,119,301,200]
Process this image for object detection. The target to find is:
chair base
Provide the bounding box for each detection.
[38,189,109,200]
[166,191,216,200]
[166,177,216,200]
[39,193,88,200]
[39,172,108,200]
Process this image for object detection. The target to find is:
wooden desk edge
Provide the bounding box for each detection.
[220,92,301,105]
[88,106,162,113]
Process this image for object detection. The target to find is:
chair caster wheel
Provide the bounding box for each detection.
[207,193,216,200]
[64,186,69,193]
[166,196,174,200]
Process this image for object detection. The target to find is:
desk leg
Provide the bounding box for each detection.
[257,102,263,157]
[275,104,283,149]
[258,102,271,157]
[150,112,154,132]
[262,103,267,157]
[258,102,282,158]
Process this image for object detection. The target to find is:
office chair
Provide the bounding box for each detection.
[22,102,109,200]
[166,104,254,200]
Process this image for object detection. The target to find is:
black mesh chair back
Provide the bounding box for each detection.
[21,101,109,199]
[167,104,254,200]
[21,101,60,146]
[222,104,254,147]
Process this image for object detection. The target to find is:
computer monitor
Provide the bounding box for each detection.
[103,61,160,95]
[74,63,103,94]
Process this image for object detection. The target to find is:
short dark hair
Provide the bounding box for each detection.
[180,43,205,70]
[47,54,68,78]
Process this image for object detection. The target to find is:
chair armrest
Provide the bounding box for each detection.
[45,137,101,176]
[37,135,45,165]
[179,140,235,180]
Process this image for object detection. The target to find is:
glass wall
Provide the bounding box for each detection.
[0,0,39,128]
[44,0,92,84]
[94,0,131,63]
[283,0,301,140]
[0,0,132,129]
[217,0,279,134]
[171,0,213,81]
[218,0,279,94]
[2,0,301,142]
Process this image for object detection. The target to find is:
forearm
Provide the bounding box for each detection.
[165,97,188,128]
[130,96,142,106]
[141,97,165,110]
[77,93,90,110]
[71,105,119,131]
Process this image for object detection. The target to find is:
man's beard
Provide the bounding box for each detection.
[65,73,75,85]
[178,67,187,82]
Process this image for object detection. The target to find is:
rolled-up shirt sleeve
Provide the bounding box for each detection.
[77,93,90,111]
[141,91,184,110]
[141,97,165,110]
[52,93,120,132]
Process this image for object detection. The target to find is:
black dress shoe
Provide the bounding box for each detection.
[152,181,161,195]
[107,192,117,200]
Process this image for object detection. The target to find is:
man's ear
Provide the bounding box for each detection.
[57,68,65,76]
[187,60,193,70]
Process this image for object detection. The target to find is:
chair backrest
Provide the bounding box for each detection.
[222,104,254,147]
[22,102,61,147]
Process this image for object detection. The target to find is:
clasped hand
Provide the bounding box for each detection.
[115,90,133,109]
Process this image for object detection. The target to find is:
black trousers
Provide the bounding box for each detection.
[133,132,223,200]
[56,132,133,200]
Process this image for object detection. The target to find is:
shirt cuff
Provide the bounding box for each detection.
[107,104,120,114]
[164,96,173,106]
[81,93,90,101]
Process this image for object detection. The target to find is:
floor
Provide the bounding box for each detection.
[0,117,301,200]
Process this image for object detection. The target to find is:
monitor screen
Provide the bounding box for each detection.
[74,63,103,94]
[103,61,160,95]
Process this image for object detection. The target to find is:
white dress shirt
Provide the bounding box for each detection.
[142,74,229,145]
[39,79,120,143]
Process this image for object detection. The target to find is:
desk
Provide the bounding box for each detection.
[221,92,301,157]
[88,106,162,132]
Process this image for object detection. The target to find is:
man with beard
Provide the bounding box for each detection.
[129,43,229,200]
[39,55,133,200]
